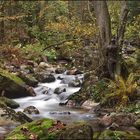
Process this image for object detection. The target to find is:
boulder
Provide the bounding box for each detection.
[0,97,19,109]
[57,122,93,140]
[0,103,32,124]
[0,69,36,98]
[6,119,93,140]
[6,118,63,140]
[99,113,138,128]
[54,87,66,95]
[23,106,39,115]
[35,73,55,83]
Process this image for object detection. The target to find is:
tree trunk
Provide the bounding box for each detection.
[116,1,129,76]
[0,1,5,44]
[92,1,112,77]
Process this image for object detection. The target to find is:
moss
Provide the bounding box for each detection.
[93,132,100,140]
[98,130,140,140]
[134,119,140,130]
[6,134,27,140]
[0,68,25,85]
[6,118,57,140]
[57,122,93,140]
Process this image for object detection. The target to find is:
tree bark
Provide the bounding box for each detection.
[0,1,5,44]
[92,1,112,77]
[116,1,129,76]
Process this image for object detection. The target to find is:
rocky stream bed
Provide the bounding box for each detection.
[0,62,140,139]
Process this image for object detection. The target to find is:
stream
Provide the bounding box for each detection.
[0,72,96,138]
[14,73,95,123]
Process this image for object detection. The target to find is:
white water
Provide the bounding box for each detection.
[14,73,95,123]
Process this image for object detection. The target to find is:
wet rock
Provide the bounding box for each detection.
[61,76,74,84]
[49,111,71,115]
[35,73,55,83]
[0,103,32,124]
[54,87,66,95]
[82,100,99,110]
[0,69,36,98]
[23,106,39,115]
[66,69,83,75]
[16,111,33,123]
[55,68,65,74]
[0,97,19,109]
[57,122,93,140]
[26,86,36,97]
[68,78,81,87]
[66,100,76,108]
[57,76,64,80]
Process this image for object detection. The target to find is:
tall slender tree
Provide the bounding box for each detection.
[91,1,129,78]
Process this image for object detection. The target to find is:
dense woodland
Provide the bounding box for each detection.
[0,1,140,140]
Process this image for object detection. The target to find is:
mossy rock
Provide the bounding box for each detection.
[0,68,35,98]
[57,122,93,140]
[6,118,57,140]
[17,73,38,87]
[98,130,140,140]
[134,119,140,130]
[6,119,93,140]
[0,97,19,109]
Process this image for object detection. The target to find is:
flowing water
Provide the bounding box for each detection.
[14,73,95,123]
[0,73,95,138]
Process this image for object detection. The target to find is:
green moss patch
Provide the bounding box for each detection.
[0,68,25,86]
[6,118,59,140]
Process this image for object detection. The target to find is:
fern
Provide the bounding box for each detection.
[105,73,137,109]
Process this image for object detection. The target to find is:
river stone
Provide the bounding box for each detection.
[38,62,50,69]
[66,69,83,75]
[49,111,71,115]
[35,73,55,83]
[23,106,39,115]
[0,103,32,124]
[55,68,65,74]
[57,122,93,140]
[54,87,66,95]
[82,100,100,110]
[68,79,81,87]
[0,97,19,109]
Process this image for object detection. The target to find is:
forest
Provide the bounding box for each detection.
[0,0,140,139]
